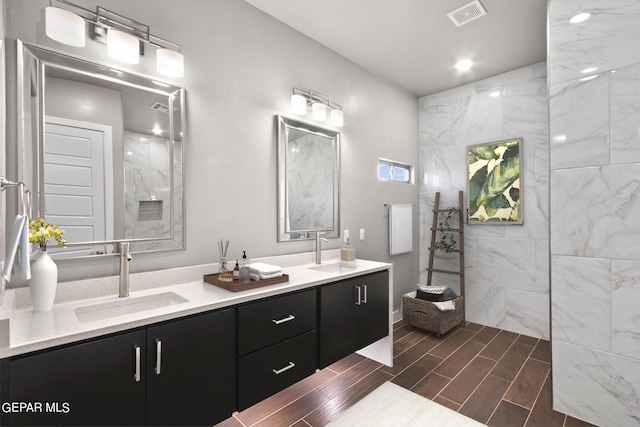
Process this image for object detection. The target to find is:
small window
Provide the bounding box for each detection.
[378,159,413,183]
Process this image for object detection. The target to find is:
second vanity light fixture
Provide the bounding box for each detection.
[291,88,344,127]
[45,0,184,78]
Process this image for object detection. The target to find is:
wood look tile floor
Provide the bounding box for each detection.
[216,321,598,427]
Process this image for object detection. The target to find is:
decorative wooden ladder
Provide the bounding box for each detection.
[426,191,465,322]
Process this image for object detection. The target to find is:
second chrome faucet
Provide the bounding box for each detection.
[315,232,328,264]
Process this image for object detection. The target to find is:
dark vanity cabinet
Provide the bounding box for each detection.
[319,270,389,368]
[5,329,147,426]
[2,308,236,427]
[237,289,317,410]
[0,268,390,426]
[145,308,236,426]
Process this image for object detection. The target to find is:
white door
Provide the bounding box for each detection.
[44,117,113,258]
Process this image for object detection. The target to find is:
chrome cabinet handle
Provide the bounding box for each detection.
[155,339,162,375]
[272,361,296,375]
[134,346,141,382]
[356,286,361,305]
[272,314,295,325]
[362,284,368,304]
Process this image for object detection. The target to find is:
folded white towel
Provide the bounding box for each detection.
[249,262,283,276]
[432,301,456,311]
[250,271,283,281]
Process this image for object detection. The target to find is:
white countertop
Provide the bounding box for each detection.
[0,258,391,358]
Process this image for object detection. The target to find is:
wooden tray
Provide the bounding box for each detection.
[203,273,289,292]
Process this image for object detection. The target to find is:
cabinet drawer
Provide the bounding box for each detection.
[238,330,316,410]
[238,289,316,355]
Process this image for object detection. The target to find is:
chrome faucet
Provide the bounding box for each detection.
[119,242,132,298]
[315,232,328,264]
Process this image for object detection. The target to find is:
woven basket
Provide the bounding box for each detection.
[402,292,464,335]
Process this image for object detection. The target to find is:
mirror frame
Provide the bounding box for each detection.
[277,114,340,242]
[17,39,186,258]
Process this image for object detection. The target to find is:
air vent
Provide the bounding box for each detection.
[150,101,170,113]
[447,0,487,27]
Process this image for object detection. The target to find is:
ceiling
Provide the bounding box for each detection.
[244,0,547,97]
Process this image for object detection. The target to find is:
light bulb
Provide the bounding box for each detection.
[291,94,307,115]
[157,48,184,78]
[45,7,85,47]
[312,102,327,121]
[107,29,139,64]
[330,109,344,127]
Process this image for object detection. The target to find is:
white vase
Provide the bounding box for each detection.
[29,250,58,312]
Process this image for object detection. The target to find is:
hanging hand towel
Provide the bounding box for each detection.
[389,204,413,255]
[2,214,31,283]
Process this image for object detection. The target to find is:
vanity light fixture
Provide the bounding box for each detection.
[290,88,344,127]
[45,0,184,77]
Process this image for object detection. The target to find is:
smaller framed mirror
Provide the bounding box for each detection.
[277,115,340,241]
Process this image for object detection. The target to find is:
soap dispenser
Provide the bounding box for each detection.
[340,238,356,268]
[239,251,251,283]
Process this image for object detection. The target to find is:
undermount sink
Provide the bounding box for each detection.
[75,292,189,323]
[308,262,353,273]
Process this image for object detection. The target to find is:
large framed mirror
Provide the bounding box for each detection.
[18,40,185,259]
[277,115,340,241]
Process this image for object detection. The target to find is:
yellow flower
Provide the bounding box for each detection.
[28,218,66,250]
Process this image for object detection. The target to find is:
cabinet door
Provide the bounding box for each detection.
[319,278,359,368]
[146,308,236,427]
[358,270,390,348]
[8,329,146,426]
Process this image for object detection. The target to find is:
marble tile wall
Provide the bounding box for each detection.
[418,62,549,340]
[549,1,640,425]
[123,131,174,250]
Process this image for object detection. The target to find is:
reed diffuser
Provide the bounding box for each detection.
[218,239,233,282]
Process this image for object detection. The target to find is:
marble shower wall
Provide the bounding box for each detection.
[123,130,173,250]
[418,63,549,339]
[549,1,640,426]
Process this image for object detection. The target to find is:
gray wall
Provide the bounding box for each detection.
[549,1,640,425]
[418,63,549,339]
[2,0,419,315]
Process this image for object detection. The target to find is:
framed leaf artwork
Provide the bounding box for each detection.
[467,138,522,225]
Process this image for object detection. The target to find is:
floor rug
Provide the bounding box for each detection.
[326,381,486,426]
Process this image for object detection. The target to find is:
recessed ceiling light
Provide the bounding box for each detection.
[569,12,591,24]
[581,67,598,73]
[489,90,501,98]
[455,59,473,72]
[152,126,163,135]
[552,135,567,143]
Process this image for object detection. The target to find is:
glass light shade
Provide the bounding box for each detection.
[157,48,184,78]
[291,94,307,115]
[107,29,140,64]
[312,102,327,121]
[45,7,85,47]
[330,109,344,127]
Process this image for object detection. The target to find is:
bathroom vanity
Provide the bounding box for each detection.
[0,258,391,426]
